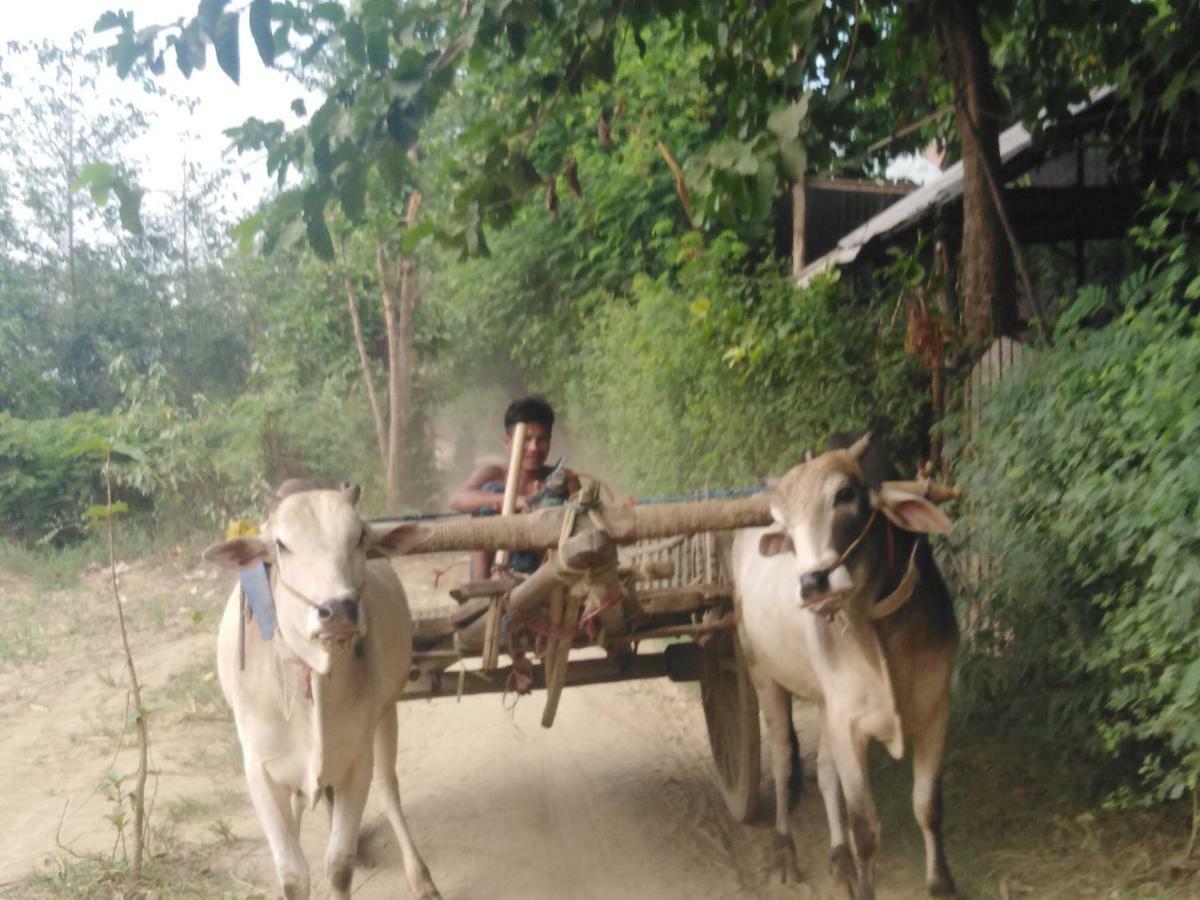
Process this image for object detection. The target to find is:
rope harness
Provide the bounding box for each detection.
[500,495,625,700]
[805,506,920,622]
[237,557,365,717]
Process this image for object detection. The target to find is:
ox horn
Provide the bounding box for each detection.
[340,482,362,506]
[848,431,871,460]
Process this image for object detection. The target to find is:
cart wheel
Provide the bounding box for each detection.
[700,626,760,823]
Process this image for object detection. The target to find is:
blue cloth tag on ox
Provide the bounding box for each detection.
[239,563,277,641]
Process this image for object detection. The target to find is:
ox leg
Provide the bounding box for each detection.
[375,704,442,900]
[325,758,371,900]
[912,706,957,897]
[756,678,802,884]
[290,791,306,834]
[244,758,309,900]
[818,726,858,895]
[828,723,879,900]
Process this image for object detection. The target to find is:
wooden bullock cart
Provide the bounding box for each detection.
[381,476,960,823]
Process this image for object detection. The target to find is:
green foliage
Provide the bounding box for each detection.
[953,175,1200,807]
[0,412,117,545]
[566,233,929,493]
[102,0,945,255]
[108,358,387,526]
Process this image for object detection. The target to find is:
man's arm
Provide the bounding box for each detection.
[449,464,528,513]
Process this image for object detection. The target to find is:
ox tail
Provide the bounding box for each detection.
[787,700,803,810]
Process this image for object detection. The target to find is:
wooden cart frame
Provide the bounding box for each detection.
[382,475,956,823]
[382,485,770,822]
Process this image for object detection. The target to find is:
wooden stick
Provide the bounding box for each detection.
[509,528,615,615]
[541,587,566,688]
[493,421,527,569]
[617,614,736,644]
[449,574,521,603]
[482,421,526,670]
[541,593,582,728]
[621,559,676,582]
[635,584,733,616]
[399,645,705,701]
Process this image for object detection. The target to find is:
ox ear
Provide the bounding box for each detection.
[203,537,269,570]
[340,482,362,505]
[759,529,794,557]
[875,485,952,535]
[366,522,432,558]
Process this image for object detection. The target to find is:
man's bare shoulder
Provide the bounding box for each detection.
[464,463,507,487]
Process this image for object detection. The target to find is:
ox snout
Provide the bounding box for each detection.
[314,597,363,643]
[796,565,853,618]
[799,570,830,598]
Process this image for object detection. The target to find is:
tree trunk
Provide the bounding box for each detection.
[377,242,405,512]
[791,177,806,278]
[376,190,423,512]
[933,0,1018,344]
[340,247,388,470]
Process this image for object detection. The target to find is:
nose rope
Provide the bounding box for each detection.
[824,507,879,574]
[803,507,920,622]
[271,559,363,612]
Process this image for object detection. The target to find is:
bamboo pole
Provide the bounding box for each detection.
[482,422,526,670]
[493,422,526,568]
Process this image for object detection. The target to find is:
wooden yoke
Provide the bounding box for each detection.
[393,479,961,557]
[402,493,774,554]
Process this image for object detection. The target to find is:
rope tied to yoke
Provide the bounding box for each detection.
[516,492,623,648]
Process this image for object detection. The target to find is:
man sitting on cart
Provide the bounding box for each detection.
[449,395,580,582]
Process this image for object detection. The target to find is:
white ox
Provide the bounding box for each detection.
[731,435,959,899]
[205,485,440,900]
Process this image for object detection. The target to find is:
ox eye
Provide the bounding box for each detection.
[834,485,857,505]
[275,538,291,554]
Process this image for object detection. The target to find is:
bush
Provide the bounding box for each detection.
[0,411,118,545]
[566,232,930,493]
[109,363,389,527]
[952,176,1200,808]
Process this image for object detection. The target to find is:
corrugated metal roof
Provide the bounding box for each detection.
[796,87,1116,286]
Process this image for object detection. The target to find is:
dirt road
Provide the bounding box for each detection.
[0,551,1189,899]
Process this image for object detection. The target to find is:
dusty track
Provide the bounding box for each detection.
[0,551,1192,899]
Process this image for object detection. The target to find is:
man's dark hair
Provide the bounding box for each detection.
[504,395,555,434]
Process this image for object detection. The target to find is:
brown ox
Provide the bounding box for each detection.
[205,485,440,900]
[730,434,959,899]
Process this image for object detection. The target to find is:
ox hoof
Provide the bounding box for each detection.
[928,875,959,898]
[772,832,803,884]
[410,874,442,900]
[830,843,857,892]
